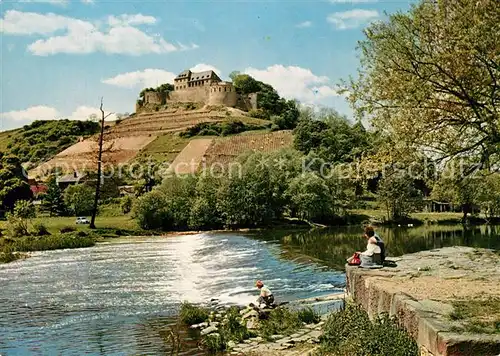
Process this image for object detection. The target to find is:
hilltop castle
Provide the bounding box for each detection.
[137,69,259,112]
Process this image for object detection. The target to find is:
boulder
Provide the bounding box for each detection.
[227,340,236,349]
[200,325,218,335]
[246,318,259,330]
[242,310,259,319]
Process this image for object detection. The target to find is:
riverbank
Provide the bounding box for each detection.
[346,247,500,356]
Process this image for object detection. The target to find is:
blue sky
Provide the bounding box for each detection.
[0,0,413,131]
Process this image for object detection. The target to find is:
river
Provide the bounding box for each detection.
[1,224,499,355]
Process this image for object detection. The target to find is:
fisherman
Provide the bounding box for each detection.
[255,280,275,308]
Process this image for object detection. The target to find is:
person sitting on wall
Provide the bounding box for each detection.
[347,225,385,268]
[255,280,275,308]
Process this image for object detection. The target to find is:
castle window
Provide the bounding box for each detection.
[224,87,226,92]
[219,87,221,92]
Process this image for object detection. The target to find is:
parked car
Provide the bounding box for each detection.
[75,217,90,224]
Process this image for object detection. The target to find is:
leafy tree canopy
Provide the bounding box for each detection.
[0,154,32,213]
[4,119,99,166]
[347,0,500,173]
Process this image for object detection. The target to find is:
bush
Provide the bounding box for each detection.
[259,307,302,340]
[318,303,418,356]
[10,233,96,252]
[60,226,76,233]
[201,333,224,353]
[297,307,321,324]
[32,222,50,236]
[121,195,133,214]
[6,215,29,238]
[179,302,209,326]
[248,109,268,119]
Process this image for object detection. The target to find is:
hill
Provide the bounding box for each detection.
[0,120,100,170]
[28,106,275,179]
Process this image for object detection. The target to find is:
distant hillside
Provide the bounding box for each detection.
[29,106,273,178]
[1,120,100,169]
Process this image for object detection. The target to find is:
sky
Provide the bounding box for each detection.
[0,0,414,131]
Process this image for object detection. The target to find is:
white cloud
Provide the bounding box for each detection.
[0,105,117,131]
[0,10,73,35]
[107,14,156,27]
[18,0,68,6]
[102,69,177,89]
[68,106,118,121]
[102,63,221,89]
[243,65,341,104]
[81,0,95,4]
[1,106,59,123]
[190,63,221,75]
[327,9,379,30]
[0,10,198,56]
[296,21,312,28]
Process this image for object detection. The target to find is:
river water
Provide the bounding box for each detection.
[1,225,499,355]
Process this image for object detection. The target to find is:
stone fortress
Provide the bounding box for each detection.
[138,69,259,112]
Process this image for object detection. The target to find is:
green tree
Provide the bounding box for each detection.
[41,176,67,216]
[286,173,333,222]
[189,175,223,230]
[0,154,32,213]
[378,168,423,221]
[293,109,371,163]
[7,200,36,237]
[347,0,500,173]
[64,184,95,216]
[121,195,133,214]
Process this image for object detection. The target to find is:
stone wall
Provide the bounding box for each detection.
[345,247,500,356]
[144,91,163,105]
[208,84,238,107]
[169,87,209,104]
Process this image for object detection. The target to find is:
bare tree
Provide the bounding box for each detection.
[90,98,113,229]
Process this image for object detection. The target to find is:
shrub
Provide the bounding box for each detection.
[201,333,224,353]
[318,303,418,356]
[259,307,302,340]
[0,246,19,263]
[248,109,268,119]
[220,306,253,343]
[32,222,50,236]
[11,233,96,252]
[121,195,133,214]
[60,226,76,233]
[6,215,29,238]
[297,307,321,324]
[179,302,210,326]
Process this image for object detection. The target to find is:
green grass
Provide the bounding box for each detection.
[0,128,20,152]
[318,303,419,356]
[258,307,303,340]
[138,133,190,162]
[350,209,464,224]
[0,215,138,236]
[449,298,500,334]
[179,302,210,326]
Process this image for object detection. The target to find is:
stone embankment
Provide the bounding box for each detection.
[346,246,500,356]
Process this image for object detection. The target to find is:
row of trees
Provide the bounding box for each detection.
[134,149,355,230]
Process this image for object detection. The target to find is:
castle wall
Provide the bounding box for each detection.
[169,87,209,103]
[208,86,238,107]
[144,91,163,105]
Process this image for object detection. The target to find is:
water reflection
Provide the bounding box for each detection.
[251,225,500,270]
[0,233,343,355]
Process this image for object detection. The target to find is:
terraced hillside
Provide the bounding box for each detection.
[29,106,271,178]
[203,130,294,166]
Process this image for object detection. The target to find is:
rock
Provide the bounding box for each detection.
[270,334,284,340]
[227,340,236,349]
[250,336,263,342]
[215,313,222,319]
[199,322,208,328]
[246,318,258,329]
[200,325,218,335]
[209,321,220,327]
[242,310,259,319]
[308,330,322,338]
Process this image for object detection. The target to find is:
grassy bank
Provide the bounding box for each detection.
[350,209,466,225]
